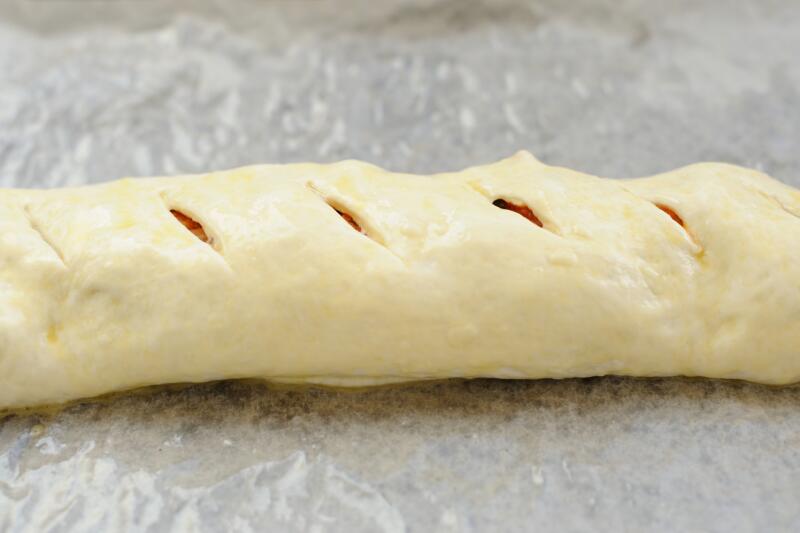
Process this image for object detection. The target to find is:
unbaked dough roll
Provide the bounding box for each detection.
[1,152,799,409]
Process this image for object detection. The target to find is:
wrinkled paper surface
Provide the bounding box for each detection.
[1,1,800,531]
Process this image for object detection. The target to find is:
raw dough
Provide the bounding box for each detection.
[1,152,799,409]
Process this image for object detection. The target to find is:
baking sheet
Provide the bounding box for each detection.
[1,1,800,531]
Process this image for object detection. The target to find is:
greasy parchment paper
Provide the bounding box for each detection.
[1,1,800,531]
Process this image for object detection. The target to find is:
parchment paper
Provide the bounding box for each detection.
[1,1,799,531]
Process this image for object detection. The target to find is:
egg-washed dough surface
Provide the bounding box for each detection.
[1,151,799,409]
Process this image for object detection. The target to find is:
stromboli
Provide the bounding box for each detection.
[1,151,799,409]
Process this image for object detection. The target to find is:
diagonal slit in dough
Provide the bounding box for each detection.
[306,183,369,237]
[654,203,701,250]
[757,190,800,221]
[170,209,210,243]
[332,207,365,234]
[655,203,685,227]
[492,198,544,227]
[305,184,407,265]
[466,182,548,230]
[166,205,222,253]
[24,205,66,267]
[325,200,367,236]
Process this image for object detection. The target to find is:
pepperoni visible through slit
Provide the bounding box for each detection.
[170,209,210,243]
[654,203,702,250]
[492,199,544,227]
[655,204,685,228]
[335,208,365,234]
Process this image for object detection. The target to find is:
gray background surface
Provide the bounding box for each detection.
[1,1,799,531]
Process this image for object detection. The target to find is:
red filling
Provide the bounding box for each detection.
[171,210,210,243]
[655,204,685,228]
[335,209,364,233]
[493,199,543,227]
